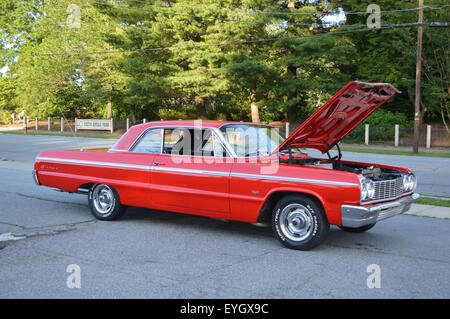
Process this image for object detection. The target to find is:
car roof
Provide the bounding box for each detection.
[138,120,263,129]
[110,120,273,151]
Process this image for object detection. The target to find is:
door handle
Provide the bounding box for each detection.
[153,162,165,166]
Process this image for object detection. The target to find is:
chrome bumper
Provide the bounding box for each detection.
[341,193,420,228]
[32,169,40,186]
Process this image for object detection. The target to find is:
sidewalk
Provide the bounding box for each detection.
[405,204,450,219]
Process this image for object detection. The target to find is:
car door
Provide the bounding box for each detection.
[150,127,233,216]
[126,127,163,208]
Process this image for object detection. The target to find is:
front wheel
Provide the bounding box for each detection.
[272,195,329,250]
[88,184,126,221]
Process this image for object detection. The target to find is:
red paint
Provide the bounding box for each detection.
[34,82,412,227]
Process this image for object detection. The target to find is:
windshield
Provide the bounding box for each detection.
[220,124,285,157]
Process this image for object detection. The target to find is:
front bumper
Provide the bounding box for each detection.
[341,193,420,228]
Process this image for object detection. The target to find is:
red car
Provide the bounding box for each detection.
[33,81,419,250]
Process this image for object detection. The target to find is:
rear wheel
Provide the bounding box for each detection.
[88,184,126,221]
[272,195,329,250]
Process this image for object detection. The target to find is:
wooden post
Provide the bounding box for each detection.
[413,0,424,154]
[110,118,114,134]
[61,117,64,132]
[35,117,38,131]
[395,124,399,147]
[365,124,370,145]
[143,118,146,123]
[24,116,28,134]
[126,118,130,131]
[426,125,431,148]
[286,122,290,136]
[74,118,78,132]
[48,117,51,131]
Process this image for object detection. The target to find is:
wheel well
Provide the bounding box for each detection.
[77,183,95,193]
[257,191,326,223]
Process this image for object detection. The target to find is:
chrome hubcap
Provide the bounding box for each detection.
[279,203,314,241]
[93,185,115,215]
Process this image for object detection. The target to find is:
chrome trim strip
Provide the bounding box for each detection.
[215,124,277,158]
[108,149,129,152]
[361,191,414,205]
[77,187,90,194]
[36,157,151,171]
[32,169,40,186]
[212,127,237,158]
[230,172,357,186]
[127,126,234,158]
[35,157,358,186]
[152,166,229,177]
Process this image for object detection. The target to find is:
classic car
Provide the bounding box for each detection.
[33,81,419,250]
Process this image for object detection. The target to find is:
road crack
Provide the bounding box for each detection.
[0,220,96,245]
[16,192,87,207]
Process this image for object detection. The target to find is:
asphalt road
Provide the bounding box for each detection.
[0,133,449,298]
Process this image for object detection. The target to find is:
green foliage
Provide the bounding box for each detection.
[0,0,448,129]
[343,109,413,144]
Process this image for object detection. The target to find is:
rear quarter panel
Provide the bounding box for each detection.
[35,150,153,208]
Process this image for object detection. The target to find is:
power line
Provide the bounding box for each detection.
[345,3,450,15]
[83,0,320,27]
[124,0,325,16]
[2,22,444,58]
[120,1,450,16]
[82,1,449,29]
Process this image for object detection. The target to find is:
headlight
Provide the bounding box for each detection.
[360,178,375,201]
[403,173,416,192]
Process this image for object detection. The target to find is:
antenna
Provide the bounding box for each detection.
[58,107,84,151]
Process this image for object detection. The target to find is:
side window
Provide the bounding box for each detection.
[165,128,227,157]
[132,129,163,153]
[202,132,227,157]
[163,128,185,155]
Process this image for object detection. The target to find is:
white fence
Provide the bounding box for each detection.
[18,117,449,149]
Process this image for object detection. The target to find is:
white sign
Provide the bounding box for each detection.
[75,119,114,133]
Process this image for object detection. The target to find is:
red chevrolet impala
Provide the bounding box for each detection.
[33,81,419,250]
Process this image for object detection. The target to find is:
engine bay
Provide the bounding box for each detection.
[280,157,404,181]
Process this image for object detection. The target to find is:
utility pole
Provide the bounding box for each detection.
[413,0,424,154]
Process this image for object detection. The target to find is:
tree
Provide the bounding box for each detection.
[227,53,277,122]
[330,0,449,128]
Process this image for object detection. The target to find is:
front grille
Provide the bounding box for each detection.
[373,177,404,202]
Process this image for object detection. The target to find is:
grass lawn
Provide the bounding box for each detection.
[339,146,450,158]
[416,197,450,207]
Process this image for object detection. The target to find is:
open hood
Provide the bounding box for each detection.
[276,81,401,154]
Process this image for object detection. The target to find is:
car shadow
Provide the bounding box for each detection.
[121,207,392,252]
[122,206,274,240]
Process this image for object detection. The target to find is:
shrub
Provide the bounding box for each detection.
[343,109,413,144]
